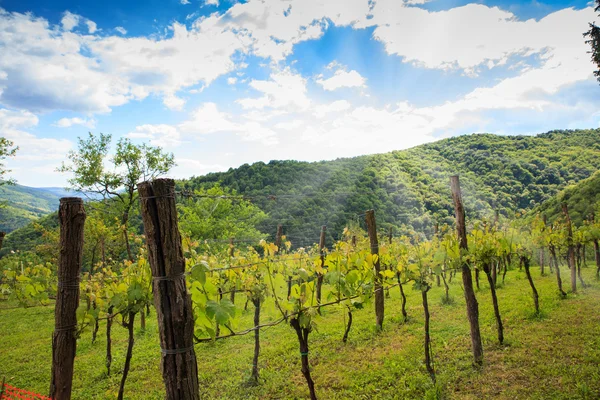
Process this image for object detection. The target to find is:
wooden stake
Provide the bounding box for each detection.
[50,197,86,400]
[138,179,199,400]
[450,176,483,366]
[316,226,326,313]
[365,210,384,330]
[562,203,577,293]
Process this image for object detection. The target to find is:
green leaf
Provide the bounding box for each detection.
[206,299,236,325]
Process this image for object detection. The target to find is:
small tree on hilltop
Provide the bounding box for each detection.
[0,137,18,185]
[584,0,600,83]
[58,133,175,261]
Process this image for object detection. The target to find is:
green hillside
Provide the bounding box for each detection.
[0,185,62,233]
[183,129,600,242]
[529,169,600,226]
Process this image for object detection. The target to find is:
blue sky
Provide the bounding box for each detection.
[0,0,598,187]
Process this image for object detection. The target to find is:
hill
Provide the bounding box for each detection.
[182,129,600,242]
[529,169,600,226]
[0,185,63,233]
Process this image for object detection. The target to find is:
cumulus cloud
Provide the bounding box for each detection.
[127,124,182,148]
[86,20,97,34]
[316,67,366,91]
[53,117,96,128]
[60,11,80,31]
[0,108,72,162]
[237,68,310,110]
[115,26,127,35]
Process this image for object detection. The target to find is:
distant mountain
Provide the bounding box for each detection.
[183,129,600,242]
[0,185,99,233]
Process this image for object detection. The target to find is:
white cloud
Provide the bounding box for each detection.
[181,0,191,4]
[317,68,366,91]
[115,26,127,35]
[163,93,186,110]
[53,117,96,128]
[227,77,238,85]
[205,0,219,6]
[237,68,310,110]
[178,103,279,145]
[86,20,97,34]
[313,100,351,117]
[0,108,72,162]
[61,11,80,31]
[127,124,182,148]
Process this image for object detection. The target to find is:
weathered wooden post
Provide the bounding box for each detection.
[50,198,86,399]
[138,179,199,400]
[365,210,384,330]
[316,226,326,313]
[450,176,483,366]
[561,203,577,293]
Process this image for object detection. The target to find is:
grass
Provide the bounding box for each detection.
[1,265,600,399]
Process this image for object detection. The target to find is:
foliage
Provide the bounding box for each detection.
[584,0,600,84]
[184,129,600,245]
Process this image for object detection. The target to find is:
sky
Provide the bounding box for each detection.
[0,0,599,187]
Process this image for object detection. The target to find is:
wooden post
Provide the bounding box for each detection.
[275,224,283,253]
[562,203,577,293]
[316,226,326,312]
[50,198,86,400]
[388,226,393,245]
[365,210,384,330]
[450,176,483,366]
[138,179,199,400]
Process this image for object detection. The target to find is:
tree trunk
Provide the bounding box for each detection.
[539,249,545,275]
[450,176,483,366]
[290,317,317,400]
[138,179,199,400]
[575,244,586,287]
[50,198,86,400]
[0,231,5,253]
[475,268,480,290]
[342,309,353,343]
[422,287,435,382]
[106,306,114,376]
[118,312,136,400]
[522,257,540,314]
[441,268,450,303]
[491,262,497,288]
[561,204,577,293]
[250,298,261,383]
[316,226,326,314]
[550,245,566,297]
[365,211,384,330]
[121,208,134,263]
[397,272,408,322]
[140,309,146,331]
[92,301,99,343]
[594,239,600,279]
[483,264,503,345]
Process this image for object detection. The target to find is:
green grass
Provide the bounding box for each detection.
[2,266,600,399]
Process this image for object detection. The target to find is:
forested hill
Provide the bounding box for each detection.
[182,129,600,242]
[530,169,600,226]
[0,185,62,233]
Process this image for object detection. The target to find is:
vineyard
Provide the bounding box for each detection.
[2,176,600,399]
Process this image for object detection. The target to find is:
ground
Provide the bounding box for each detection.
[1,265,599,399]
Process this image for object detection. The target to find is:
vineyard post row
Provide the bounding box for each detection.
[50,198,86,400]
[47,175,486,399]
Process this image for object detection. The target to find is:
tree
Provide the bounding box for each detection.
[0,137,18,185]
[584,1,600,83]
[58,133,175,261]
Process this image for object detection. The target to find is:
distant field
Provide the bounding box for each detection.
[1,266,599,399]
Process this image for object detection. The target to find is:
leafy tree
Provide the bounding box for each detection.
[58,133,175,261]
[584,0,600,84]
[0,137,18,186]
